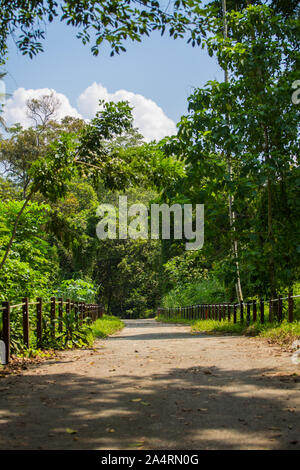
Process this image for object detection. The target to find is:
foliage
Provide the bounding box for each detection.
[55,279,97,303]
[3,0,298,66]
[55,311,93,349]
[8,307,94,354]
[0,200,58,301]
[0,0,207,63]
[91,315,124,339]
[0,3,299,329]
[162,3,300,300]
[162,278,226,308]
[94,236,161,318]
[0,176,18,201]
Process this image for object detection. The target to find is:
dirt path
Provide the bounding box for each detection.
[0,319,299,450]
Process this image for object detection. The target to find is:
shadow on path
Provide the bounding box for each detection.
[0,363,299,449]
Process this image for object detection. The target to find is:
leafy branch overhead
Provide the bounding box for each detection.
[1,0,298,64]
[0,0,208,63]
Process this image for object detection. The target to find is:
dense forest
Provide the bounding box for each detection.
[0,0,299,320]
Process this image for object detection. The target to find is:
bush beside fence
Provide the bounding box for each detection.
[157,293,299,325]
[0,297,104,364]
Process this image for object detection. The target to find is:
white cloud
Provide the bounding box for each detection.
[77,82,176,142]
[3,87,81,128]
[3,83,176,141]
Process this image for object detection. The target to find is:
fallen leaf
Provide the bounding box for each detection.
[128,441,145,448]
[65,428,77,434]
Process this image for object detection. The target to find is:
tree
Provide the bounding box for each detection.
[0,99,134,271]
[92,186,162,316]
[0,92,63,197]
[0,125,41,197]
[26,90,61,128]
[165,4,299,298]
[0,199,59,301]
[212,4,299,295]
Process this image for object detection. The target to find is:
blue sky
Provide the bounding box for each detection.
[4,16,223,140]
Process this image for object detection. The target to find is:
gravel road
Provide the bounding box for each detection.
[0,319,299,450]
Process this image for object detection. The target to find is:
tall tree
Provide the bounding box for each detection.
[0,100,134,271]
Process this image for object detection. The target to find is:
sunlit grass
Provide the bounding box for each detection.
[156,315,300,348]
[91,314,124,339]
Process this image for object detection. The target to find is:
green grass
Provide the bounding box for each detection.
[156,315,300,348]
[156,315,191,325]
[90,314,124,339]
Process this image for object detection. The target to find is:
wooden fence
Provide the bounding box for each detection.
[157,292,300,324]
[0,297,104,364]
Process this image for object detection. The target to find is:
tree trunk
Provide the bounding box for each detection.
[222,0,243,301]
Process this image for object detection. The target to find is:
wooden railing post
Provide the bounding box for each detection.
[269,298,272,322]
[58,298,63,332]
[74,301,79,324]
[253,300,257,322]
[240,301,244,323]
[50,297,56,340]
[278,295,282,322]
[288,292,293,323]
[66,298,70,316]
[2,301,10,363]
[36,297,42,347]
[228,303,231,322]
[233,303,237,324]
[246,302,251,325]
[22,297,29,348]
[260,299,264,324]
